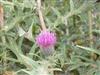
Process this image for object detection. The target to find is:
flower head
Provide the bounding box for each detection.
[36,31,56,48]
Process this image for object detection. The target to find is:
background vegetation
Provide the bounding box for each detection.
[0,0,100,75]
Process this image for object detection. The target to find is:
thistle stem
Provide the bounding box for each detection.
[37,0,47,31]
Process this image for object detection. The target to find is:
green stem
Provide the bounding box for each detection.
[88,11,93,48]
[88,10,96,60]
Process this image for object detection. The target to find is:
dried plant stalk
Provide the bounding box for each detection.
[88,11,97,60]
[37,0,47,31]
[0,4,4,28]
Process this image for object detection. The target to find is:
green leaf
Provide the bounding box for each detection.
[6,16,22,32]
[51,7,61,17]
[24,23,34,42]
[17,26,26,36]
[95,71,100,75]
[76,45,100,55]
[93,30,100,34]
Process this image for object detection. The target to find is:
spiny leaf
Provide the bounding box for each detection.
[76,45,100,55]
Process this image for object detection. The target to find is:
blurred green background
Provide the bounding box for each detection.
[0,0,100,75]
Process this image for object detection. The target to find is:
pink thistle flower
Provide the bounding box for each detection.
[36,31,56,48]
[36,30,56,56]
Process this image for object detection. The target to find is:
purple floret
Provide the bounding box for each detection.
[36,31,56,48]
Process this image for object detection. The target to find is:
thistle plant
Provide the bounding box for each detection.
[36,30,56,55]
[36,0,57,56]
[0,0,100,75]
